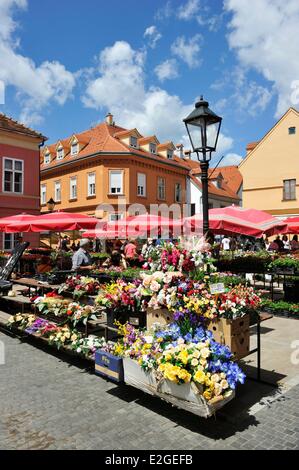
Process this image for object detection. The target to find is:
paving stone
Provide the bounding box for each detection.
[0,331,298,450]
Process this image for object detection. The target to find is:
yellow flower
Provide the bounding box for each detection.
[199,358,207,367]
[71,334,78,342]
[178,349,189,365]
[194,369,206,384]
[192,350,200,359]
[203,390,213,401]
[178,369,191,383]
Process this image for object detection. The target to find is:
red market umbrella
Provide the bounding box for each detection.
[0,213,39,232]
[184,206,288,238]
[285,216,299,234]
[82,229,123,239]
[5,211,100,233]
[107,213,178,238]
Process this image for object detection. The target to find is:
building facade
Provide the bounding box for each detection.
[239,107,299,218]
[0,114,46,250]
[175,154,242,216]
[40,114,189,221]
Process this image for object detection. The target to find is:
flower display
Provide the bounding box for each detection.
[95,279,145,312]
[7,313,37,331]
[66,302,100,326]
[114,321,245,403]
[34,293,71,317]
[45,325,81,349]
[217,286,261,319]
[70,335,109,358]
[59,275,101,299]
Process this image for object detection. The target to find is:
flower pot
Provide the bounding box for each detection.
[146,308,174,330]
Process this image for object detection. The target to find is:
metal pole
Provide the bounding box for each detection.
[200,157,209,235]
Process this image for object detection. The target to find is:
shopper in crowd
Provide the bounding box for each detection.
[72,239,94,271]
[274,236,284,252]
[282,235,290,251]
[268,239,279,252]
[124,239,137,265]
[291,235,299,251]
[264,237,270,251]
[60,236,70,252]
[221,236,231,251]
[70,242,77,252]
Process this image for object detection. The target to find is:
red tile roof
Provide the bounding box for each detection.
[40,122,188,171]
[246,141,259,152]
[0,113,47,140]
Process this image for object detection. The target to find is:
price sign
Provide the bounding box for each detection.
[210,283,226,295]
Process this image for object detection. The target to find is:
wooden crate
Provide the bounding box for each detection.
[146,308,174,330]
[207,314,250,360]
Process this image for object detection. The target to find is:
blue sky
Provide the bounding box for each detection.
[1,0,299,166]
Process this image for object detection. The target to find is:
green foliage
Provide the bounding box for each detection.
[261,299,299,315]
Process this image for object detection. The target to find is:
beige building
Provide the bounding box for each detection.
[239,107,299,218]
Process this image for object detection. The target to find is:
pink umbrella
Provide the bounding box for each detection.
[0,213,39,232]
[5,211,99,233]
[82,229,123,239]
[184,206,288,237]
[107,213,178,238]
[285,217,299,234]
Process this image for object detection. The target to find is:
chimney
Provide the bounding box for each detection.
[184,150,192,159]
[106,113,114,126]
[176,143,184,158]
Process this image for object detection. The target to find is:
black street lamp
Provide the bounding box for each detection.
[46,197,56,212]
[184,96,222,235]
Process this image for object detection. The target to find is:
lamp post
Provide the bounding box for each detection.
[46,198,56,212]
[183,96,222,235]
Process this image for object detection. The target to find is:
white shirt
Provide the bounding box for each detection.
[222,237,230,250]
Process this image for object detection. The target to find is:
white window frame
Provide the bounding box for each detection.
[70,176,77,200]
[54,181,61,202]
[167,150,173,159]
[175,183,182,203]
[283,179,296,201]
[130,136,138,148]
[87,172,96,197]
[109,170,124,195]
[57,147,64,160]
[149,142,157,154]
[41,184,47,205]
[44,153,51,165]
[157,177,166,200]
[71,142,79,156]
[3,233,22,251]
[3,158,24,194]
[137,173,146,197]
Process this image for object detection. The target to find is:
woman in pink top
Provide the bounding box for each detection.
[124,240,137,261]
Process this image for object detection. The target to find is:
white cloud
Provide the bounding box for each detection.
[220,153,243,166]
[82,40,234,154]
[224,0,299,117]
[0,0,75,125]
[154,59,179,82]
[155,1,173,21]
[177,0,200,20]
[144,25,162,49]
[171,34,203,69]
[211,67,272,117]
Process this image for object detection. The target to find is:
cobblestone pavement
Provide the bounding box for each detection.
[0,331,298,450]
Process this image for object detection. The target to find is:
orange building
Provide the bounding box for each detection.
[40,114,189,221]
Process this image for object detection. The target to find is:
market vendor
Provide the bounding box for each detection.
[72,239,94,271]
